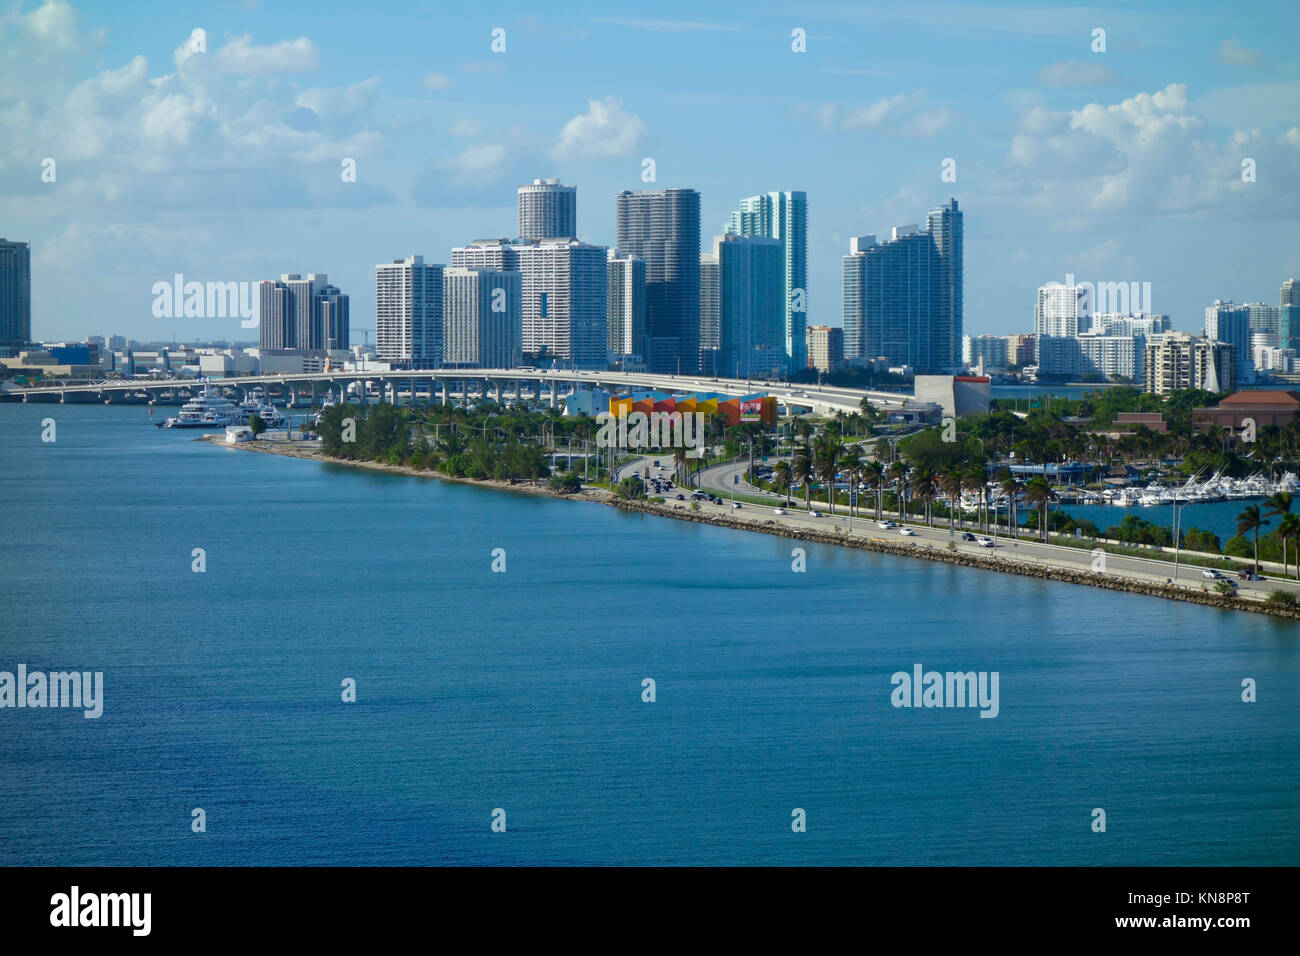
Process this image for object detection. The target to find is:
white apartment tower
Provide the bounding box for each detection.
[375,255,444,368]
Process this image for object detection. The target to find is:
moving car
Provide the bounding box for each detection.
[808,510,824,518]
[975,536,995,548]
[773,508,787,515]
[877,520,898,529]
[1237,569,1261,581]
[732,502,743,509]
[676,493,686,501]
[899,527,917,536]
[1202,569,1223,579]
[960,532,976,542]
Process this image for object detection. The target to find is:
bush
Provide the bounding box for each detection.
[547,472,583,494]
[1265,590,1298,606]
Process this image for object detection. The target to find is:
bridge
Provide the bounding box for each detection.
[4,368,917,417]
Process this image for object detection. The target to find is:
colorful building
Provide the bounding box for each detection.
[608,390,776,427]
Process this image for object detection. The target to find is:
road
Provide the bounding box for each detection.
[622,457,1300,604]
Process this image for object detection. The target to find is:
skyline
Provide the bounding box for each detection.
[2,0,1299,344]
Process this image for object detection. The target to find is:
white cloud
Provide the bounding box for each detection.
[210,34,319,75]
[296,77,382,117]
[1036,60,1120,87]
[450,118,483,137]
[421,72,453,91]
[999,83,1300,223]
[810,90,952,137]
[1216,38,1264,68]
[550,97,647,161]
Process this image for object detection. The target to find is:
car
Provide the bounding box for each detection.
[676,494,686,501]
[1202,569,1223,579]
[808,510,824,518]
[899,527,917,536]
[960,532,976,542]
[653,460,660,467]
[732,502,743,509]
[1237,569,1261,581]
[877,520,898,530]
[975,536,995,548]
[773,508,787,515]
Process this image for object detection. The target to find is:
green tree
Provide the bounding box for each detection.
[1235,504,1269,575]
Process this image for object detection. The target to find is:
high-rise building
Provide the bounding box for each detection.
[715,234,785,379]
[723,190,808,371]
[1282,280,1300,351]
[1035,280,1087,340]
[1144,332,1235,395]
[699,253,720,375]
[517,179,577,241]
[258,273,349,352]
[1077,333,1139,382]
[0,238,32,356]
[607,252,647,361]
[806,325,845,373]
[841,199,962,373]
[962,334,1009,370]
[614,188,701,374]
[926,198,963,369]
[452,239,607,368]
[443,267,522,369]
[1006,334,1036,368]
[375,255,444,368]
[1205,299,1254,384]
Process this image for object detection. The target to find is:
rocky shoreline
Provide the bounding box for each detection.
[200,436,1300,621]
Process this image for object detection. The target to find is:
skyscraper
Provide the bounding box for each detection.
[699,253,720,374]
[518,179,577,240]
[258,273,349,351]
[723,190,808,371]
[841,200,963,374]
[375,255,444,368]
[0,238,32,356]
[715,234,785,379]
[452,239,608,369]
[1205,300,1254,384]
[614,188,701,374]
[1283,279,1300,351]
[443,268,522,369]
[607,252,646,360]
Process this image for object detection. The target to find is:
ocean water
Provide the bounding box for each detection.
[1,404,1297,866]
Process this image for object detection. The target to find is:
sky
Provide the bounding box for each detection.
[2,0,1299,345]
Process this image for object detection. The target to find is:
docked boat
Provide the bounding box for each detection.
[156,386,243,429]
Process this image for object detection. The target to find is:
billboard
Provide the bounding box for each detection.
[740,398,763,422]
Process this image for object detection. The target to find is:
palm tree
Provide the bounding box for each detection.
[814,436,842,515]
[864,460,885,520]
[889,461,908,522]
[773,460,793,508]
[1023,477,1056,542]
[965,464,987,533]
[840,445,862,519]
[672,445,687,486]
[940,471,963,535]
[792,445,814,511]
[910,469,936,526]
[1279,513,1300,580]
[1236,504,1269,576]
[1000,474,1023,539]
[1265,492,1293,576]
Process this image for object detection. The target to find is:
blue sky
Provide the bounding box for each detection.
[2,0,1298,344]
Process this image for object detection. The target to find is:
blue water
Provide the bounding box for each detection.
[1046,500,1260,545]
[2,404,1297,865]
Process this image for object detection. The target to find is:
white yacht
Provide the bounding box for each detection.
[157,385,243,429]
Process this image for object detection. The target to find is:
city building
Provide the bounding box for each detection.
[723,190,808,371]
[608,390,778,427]
[1143,332,1235,395]
[842,199,963,374]
[452,238,608,369]
[1077,332,1139,382]
[0,238,31,356]
[517,178,577,241]
[614,188,701,374]
[806,325,845,374]
[258,273,349,353]
[914,374,990,419]
[375,255,444,368]
[443,267,523,369]
[607,252,647,365]
[1205,300,1254,384]
[715,234,785,380]
[1192,390,1300,430]
[1005,334,1036,368]
[699,253,719,375]
[1282,279,1300,351]
[962,334,1009,371]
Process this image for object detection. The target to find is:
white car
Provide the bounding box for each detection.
[877,520,898,529]
[975,536,995,548]
[808,510,824,518]
[773,507,787,515]
[1202,569,1222,579]
[899,527,917,536]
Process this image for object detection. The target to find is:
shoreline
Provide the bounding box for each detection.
[199,435,1300,620]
